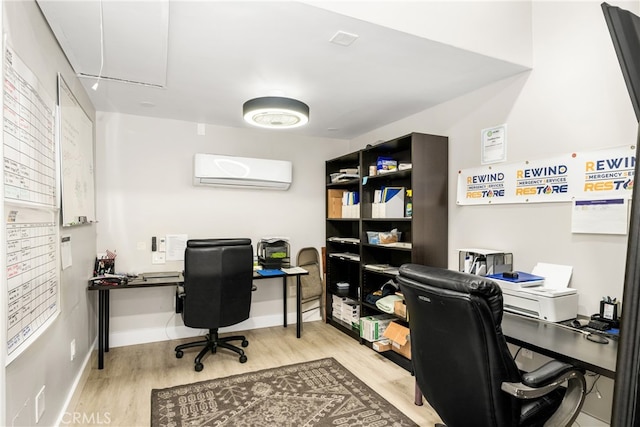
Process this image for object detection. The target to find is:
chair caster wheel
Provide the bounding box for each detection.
[242,340,249,347]
[176,350,183,359]
[195,362,204,372]
[239,355,247,363]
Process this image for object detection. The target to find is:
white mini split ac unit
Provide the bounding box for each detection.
[193,153,292,190]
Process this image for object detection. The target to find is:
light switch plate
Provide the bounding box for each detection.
[152,252,166,264]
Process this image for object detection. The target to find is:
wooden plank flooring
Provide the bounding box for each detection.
[65,321,441,426]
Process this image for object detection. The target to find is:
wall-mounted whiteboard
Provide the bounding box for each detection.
[58,75,95,226]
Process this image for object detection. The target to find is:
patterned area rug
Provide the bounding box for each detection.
[151,357,418,426]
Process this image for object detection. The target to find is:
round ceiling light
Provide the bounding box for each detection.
[243,96,309,129]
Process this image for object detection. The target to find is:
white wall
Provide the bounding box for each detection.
[95,112,348,346]
[348,1,639,422]
[3,1,98,426]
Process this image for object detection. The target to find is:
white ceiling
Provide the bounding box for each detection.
[37,0,529,139]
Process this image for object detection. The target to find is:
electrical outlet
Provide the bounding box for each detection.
[35,386,45,423]
[521,348,534,359]
[70,339,76,361]
[152,252,166,264]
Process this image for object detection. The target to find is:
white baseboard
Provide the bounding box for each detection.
[56,338,94,426]
[105,309,321,349]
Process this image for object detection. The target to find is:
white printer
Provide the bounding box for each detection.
[487,263,578,322]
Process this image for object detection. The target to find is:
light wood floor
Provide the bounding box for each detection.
[65,321,442,426]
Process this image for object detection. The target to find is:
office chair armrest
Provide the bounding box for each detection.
[501,360,585,400]
[502,363,586,427]
[522,360,581,387]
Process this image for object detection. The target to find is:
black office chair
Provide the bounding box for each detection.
[175,238,253,372]
[397,264,586,427]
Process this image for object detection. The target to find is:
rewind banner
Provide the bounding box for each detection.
[457,145,635,205]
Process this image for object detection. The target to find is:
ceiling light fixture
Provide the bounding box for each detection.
[243,96,309,129]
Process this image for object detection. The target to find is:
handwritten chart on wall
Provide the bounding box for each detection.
[6,206,59,362]
[3,48,56,206]
[58,76,95,226]
[3,46,60,364]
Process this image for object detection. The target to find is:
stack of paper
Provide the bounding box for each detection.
[520,263,576,297]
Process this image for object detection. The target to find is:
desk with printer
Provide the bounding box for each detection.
[459,249,618,377]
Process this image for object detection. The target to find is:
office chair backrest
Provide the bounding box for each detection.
[398,264,522,427]
[183,238,253,329]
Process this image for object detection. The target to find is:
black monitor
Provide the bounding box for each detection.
[602,2,640,122]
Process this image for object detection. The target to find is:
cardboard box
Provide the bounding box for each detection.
[327,189,346,218]
[394,300,408,321]
[372,338,392,353]
[383,321,411,360]
[359,315,394,342]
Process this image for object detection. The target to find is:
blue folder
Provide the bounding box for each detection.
[486,272,544,284]
[256,269,285,277]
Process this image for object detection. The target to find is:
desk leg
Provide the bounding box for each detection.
[97,289,110,370]
[296,275,302,338]
[283,276,287,328]
[105,291,109,352]
[98,290,105,369]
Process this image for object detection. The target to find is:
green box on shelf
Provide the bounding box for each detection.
[359,314,394,342]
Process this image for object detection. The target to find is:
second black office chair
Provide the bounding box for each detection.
[398,264,586,427]
[175,238,253,372]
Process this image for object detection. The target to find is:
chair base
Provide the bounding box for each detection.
[175,328,248,371]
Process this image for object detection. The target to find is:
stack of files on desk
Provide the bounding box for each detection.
[281,266,308,274]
